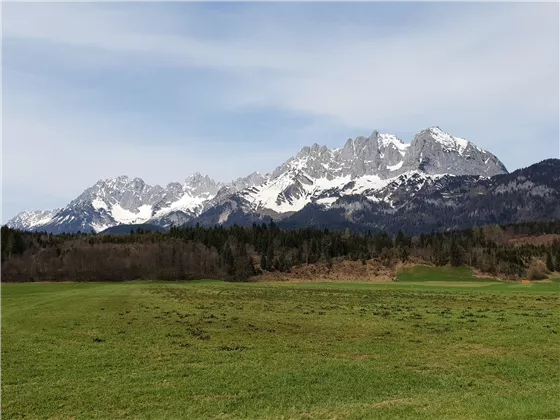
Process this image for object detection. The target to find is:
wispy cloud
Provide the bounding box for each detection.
[2,2,558,222]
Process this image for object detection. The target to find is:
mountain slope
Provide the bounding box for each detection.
[7,126,512,234]
[7,172,269,234]
[279,159,560,234]
[188,126,507,226]
[5,209,61,231]
[224,126,506,215]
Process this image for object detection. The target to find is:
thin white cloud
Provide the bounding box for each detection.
[4,3,557,126]
[2,2,558,221]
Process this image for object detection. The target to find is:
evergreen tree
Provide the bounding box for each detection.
[546,252,554,272]
[450,239,463,267]
[266,246,274,269]
[222,246,235,276]
[6,230,27,257]
[395,231,405,248]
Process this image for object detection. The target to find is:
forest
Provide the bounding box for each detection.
[2,220,560,283]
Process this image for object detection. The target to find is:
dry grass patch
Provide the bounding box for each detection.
[372,398,417,408]
[255,259,396,283]
[336,353,380,361]
[453,343,508,357]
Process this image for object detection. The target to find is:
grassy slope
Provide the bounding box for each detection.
[2,273,560,419]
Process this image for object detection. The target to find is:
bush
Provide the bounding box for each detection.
[527,260,548,280]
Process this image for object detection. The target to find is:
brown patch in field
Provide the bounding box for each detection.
[182,362,208,369]
[213,413,232,420]
[298,408,343,419]
[372,398,416,408]
[193,394,237,401]
[471,269,510,281]
[481,373,512,386]
[454,343,507,357]
[61,339,83,345]
[337,353,379,361]
[253,259,396,283]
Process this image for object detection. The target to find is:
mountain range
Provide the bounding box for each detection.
[7,126,559,234]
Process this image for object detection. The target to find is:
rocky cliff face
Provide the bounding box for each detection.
[222,126,507,218]
[269,127,504,182]
[402,127,507,177]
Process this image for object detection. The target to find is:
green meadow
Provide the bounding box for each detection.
[2,268,559,419]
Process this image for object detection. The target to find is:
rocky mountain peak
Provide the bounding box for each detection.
[230,171,269,191]
[414,126,470,154]
[296,143,330,159]
[403,127,507,176]
[6,126,511,233]
[5,209,61,231]
[184,173,222,196]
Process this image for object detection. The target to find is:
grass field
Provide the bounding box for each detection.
[2,268,560,419]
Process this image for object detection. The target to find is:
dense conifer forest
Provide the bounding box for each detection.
[2,221,560,282]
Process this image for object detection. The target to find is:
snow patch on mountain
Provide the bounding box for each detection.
[112,204,153,224]
[91,198,108,212]
[6,126,508,233]
[427,126,469,154]
[378,133,409,155]
[387,161,404,171]
[5,209,61,230]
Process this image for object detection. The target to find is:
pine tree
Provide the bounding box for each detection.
[432,238,446,266]
[222,246,235,276]
[450,239,462,267]
[12,230,26,255]
[395,231,405,248]
[546,252,554,272]
[266,246,274,270]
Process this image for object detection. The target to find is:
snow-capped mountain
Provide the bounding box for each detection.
[279,159,560,234]
[31,176,165,234]
[7,171,270,233]
[189,126,507,224]
[6,126,509,233]
[5,209,61,231]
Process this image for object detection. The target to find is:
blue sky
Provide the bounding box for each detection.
[2,2,559,222]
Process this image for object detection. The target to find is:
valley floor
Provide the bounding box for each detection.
[2,271,559,419]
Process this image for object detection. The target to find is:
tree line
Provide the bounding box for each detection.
[2,220,560,282]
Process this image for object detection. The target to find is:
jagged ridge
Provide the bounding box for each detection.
[7,126,510,233]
